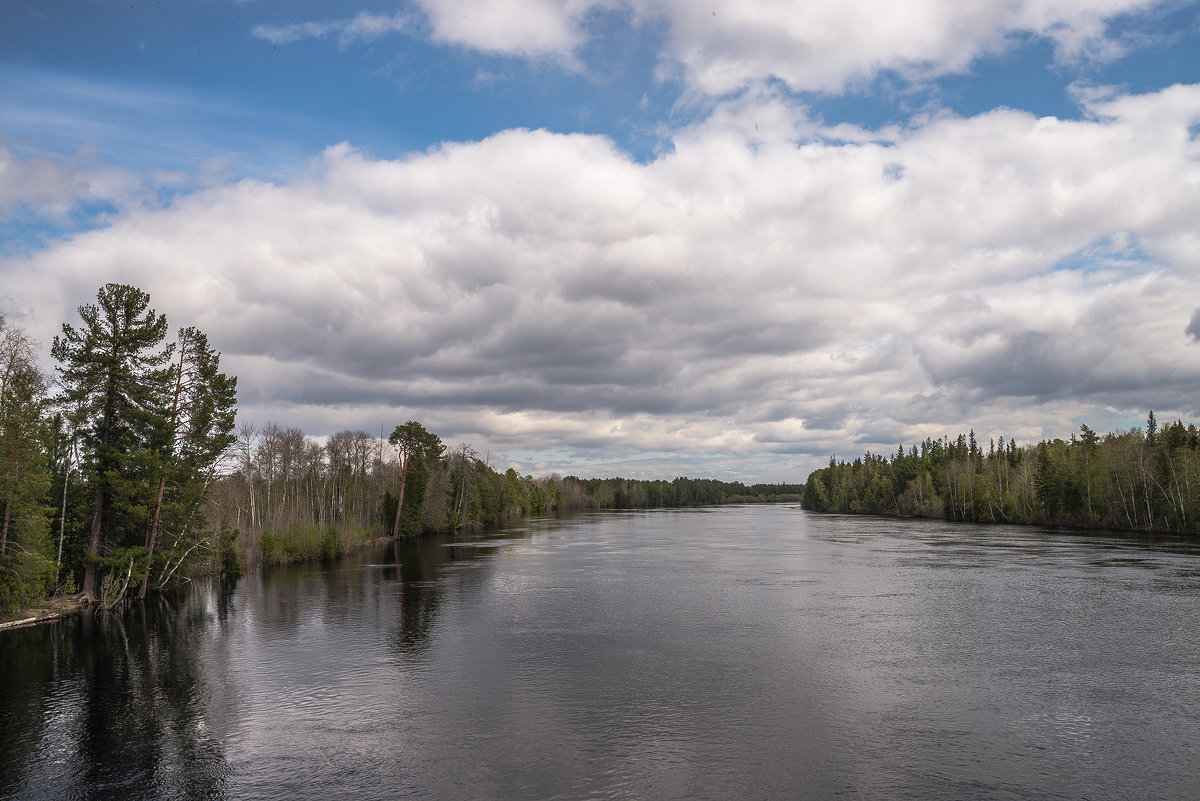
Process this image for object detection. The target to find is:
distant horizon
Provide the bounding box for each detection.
[221,408,1179,485]
[3,1,1199,483]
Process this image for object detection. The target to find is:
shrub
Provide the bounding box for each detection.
[219,528,242,577]
[319,525,341,562]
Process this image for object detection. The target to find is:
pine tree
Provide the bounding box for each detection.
[51,284,172,602]
[137,326,237,599]
[388,421,444,538]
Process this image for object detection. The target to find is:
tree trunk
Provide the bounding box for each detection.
[136,474,169,600]
[55,447,70,593]
[1,484,12,556]
[391,461,407,539]
[139,337,187,601]
[82,485,104,602]
[102,557,135,610]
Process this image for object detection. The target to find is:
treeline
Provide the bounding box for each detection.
[802,413,1200,534]
[204,419,802,567]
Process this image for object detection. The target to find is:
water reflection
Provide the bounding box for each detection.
[391,535,448,662]
[387,522,552,663]
[0,591,234,801]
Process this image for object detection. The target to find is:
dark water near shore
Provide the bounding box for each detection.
[4,506,1200,800]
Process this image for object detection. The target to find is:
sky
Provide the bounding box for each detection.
[1,0,1199,483]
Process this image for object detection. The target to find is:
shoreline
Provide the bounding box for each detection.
[801,507,1200,538]
[0,593,88,631]
[2,504,801,629]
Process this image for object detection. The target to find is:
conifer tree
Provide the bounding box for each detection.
[388,421,444,538]
[52,284,172,602]
[0,318,55,609]
[0,319,48,555]
[137,326,237,599]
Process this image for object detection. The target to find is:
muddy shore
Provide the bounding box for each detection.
[0,594,88,631]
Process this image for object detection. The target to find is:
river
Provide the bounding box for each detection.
[3,505,1199,800]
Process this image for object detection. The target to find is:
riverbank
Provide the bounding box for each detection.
[814,508,1200,538]
[802,421,1199,535]
[0,593,87,631]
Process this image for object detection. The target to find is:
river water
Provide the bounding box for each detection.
[3,506,1200,800]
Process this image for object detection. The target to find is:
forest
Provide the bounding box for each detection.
[1,284,237,613]
[0,284,800,613]
[802,414,1200,534]
[202,419,801,573]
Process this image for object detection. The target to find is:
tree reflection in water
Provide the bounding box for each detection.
[388,525,539,664]
[0,588,234,801]
[0,515,567,801]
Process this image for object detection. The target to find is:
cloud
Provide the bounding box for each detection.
[252,1,603,60]
[285,1,1173,93]
[252,11,410,46]
[5,83,1200,479]
[0,138,215,249]
[0,140,125,219]
[414,0,608,59]
[1188,309,1200,342]
[0,68,328,183]
[654,0,1169,94]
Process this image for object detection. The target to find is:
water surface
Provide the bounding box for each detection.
[3,506,1199,800]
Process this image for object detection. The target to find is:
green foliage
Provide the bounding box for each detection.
[381,490,398,532]
[259,531,284,565]
[48,285,236,602]
[0,316,56,611]
[95,545,148,607]
[218,528,242,577]
[408,468,802,532]
[802,415,1200,534]
[0,546,56,612]
[52,284,172,598]
[803,472,830,511]
[2,293,238,611]
[319,525,342,562]
[138,325,236,598]
[388,421,445,538]
[217,417,805,569]
[259,524,344,566]
[0,483,56,613]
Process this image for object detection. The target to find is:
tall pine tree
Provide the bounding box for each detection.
[52,284,172,602]
[388,421,444,538]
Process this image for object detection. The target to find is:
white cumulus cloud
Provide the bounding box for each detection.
[4,83,1199,479]
[389,0,1172,92]
[641,0,1162,93]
